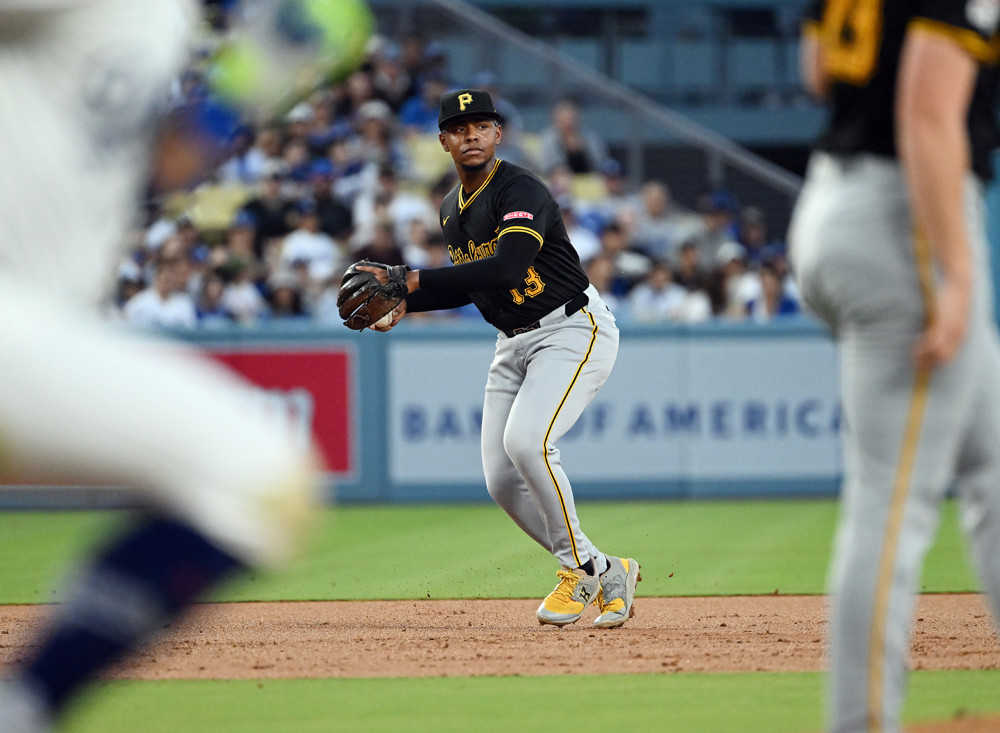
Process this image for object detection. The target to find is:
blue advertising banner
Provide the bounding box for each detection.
[387,324,841,499]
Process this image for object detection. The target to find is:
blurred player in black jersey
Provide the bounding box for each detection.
[366,89,640,628]
[790,1,1000,730]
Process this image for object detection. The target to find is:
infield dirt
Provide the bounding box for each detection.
[2,594,999,731]
[1,593,998,679]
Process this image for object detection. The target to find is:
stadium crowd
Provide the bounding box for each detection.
[111,25,801,330]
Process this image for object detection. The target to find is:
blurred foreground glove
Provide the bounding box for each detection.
[211,0,374,118]
[155,0,373,190]
[337,260,408,331]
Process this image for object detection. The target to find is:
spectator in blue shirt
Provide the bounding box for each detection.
[398,70,451,134]
[746,259,800,322]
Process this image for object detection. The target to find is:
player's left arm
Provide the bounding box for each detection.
[897,16,990,368]
[409,178,551,293]
[149,101,242,192]
[412,231,539,292]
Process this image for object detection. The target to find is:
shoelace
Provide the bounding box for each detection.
[596,589,610,612]
[599,590,627,614]
[550,569,581,603]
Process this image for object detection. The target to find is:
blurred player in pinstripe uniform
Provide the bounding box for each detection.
[790,1,1000,730]
[0,1,376,729]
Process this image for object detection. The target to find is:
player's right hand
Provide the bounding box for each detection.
[369,300,407,332]
[912,278,970,370]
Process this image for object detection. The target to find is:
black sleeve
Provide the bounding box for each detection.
[916,0,1000,46]
[405,289,473,314]
[417,229,541,291]
[802,0,823,24]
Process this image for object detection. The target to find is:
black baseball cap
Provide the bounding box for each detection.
[438,89,502,131]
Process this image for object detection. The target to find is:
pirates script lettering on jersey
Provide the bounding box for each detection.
[449,234,499,265]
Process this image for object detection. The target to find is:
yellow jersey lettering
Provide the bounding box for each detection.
[509,266,545,304]
[821,0,884,85]
[449,236,499,265]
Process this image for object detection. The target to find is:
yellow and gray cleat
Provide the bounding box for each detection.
[536,567,600,626]
[594,556,641,628]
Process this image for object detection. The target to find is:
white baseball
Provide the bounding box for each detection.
[373,312,393,328]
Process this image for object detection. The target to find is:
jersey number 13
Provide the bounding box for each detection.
[510,266,545,304]
[821,0,884,85]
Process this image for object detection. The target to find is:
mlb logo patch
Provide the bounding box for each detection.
[503,211,533,221]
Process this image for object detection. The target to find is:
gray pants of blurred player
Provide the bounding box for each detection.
[481,284,618,570]
[791,152,1000,732]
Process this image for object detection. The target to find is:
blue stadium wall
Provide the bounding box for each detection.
[177,318,843,504]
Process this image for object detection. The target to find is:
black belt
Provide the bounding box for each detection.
[501,291,589,338]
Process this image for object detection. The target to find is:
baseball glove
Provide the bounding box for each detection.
[336,260,409,330]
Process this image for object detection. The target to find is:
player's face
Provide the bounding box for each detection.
[439,117,502,172]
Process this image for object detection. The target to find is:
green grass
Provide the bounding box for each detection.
[57,671,1000,733]
[0,510,121,604]
[0,498,980,604]
[0,499,992,731]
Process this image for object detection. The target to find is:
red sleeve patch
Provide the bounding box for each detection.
[502,211,534,221]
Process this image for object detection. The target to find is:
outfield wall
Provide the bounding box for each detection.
[189,319,843,502]
[0,319,842,508]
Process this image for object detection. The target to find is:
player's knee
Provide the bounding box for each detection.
[266,464,321,558]
[484,475,512,507]
[502,428,546,470]
[186,443,323,569]
[252,447,323,565]
[482,453,509,499]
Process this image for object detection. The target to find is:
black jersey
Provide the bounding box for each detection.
[413,158,589,332]
[804,0,1000,180]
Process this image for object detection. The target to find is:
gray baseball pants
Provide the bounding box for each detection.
[481,284,618,570]
[791,152,1000,732]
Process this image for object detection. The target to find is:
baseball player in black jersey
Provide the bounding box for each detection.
[363,89,640,628]
[790,1,1000,730]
